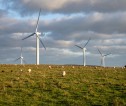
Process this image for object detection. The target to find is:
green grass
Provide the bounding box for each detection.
[0,64,126,106]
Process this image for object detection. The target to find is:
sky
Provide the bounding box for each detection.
[0,0,126,67]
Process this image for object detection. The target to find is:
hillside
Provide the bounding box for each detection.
[0,64,126,106]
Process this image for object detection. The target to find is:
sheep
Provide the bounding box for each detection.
[49,65,52,69]
[72,66,75,69]
[62,66,64,68]
[122,67,125,69]
[62,71,66,77]
[28,69,31,73]
[95,66,97,69]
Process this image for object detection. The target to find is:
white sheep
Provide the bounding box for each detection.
[62,66,64,68]
[28,69,31,73]
[62,71,66,77]
[95,67,97,69]
[49,65,52,69]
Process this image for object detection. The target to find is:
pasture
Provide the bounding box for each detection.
[0,64,126,106]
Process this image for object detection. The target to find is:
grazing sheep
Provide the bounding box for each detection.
[122,67,125,69]
[62,71,66,77]
[49,66,52,69]
[72,66,75,69]
[20,69,23,72]
[28,69,31,73]
[62,66,64,68]
[95,67,97,69]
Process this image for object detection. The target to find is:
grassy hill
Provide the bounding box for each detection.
[0,64,126,106]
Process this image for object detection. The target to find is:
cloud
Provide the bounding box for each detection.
[0,0,126,66]
[1,0,126,15]
[45,12,126,38]
[0,9,8,17]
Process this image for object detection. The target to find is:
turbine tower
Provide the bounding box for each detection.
[97,48,111,67]
[22,9,46,65]
[15,47,26,65]
[75,38,91,66]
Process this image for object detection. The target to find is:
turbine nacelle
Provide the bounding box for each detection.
[21,56,23,59]
[83,48,87,51]
[36,32,41,35]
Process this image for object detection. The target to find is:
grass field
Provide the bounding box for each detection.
[0,64,126,106]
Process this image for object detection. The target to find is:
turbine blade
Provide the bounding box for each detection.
[22,59,27,64]
[22,33,35,40]
[40,39,46,50]
[14,57,21,61]
[21,47,22,57]
[104,53,111,57]
[75,45,83,49]
[97,48,102,56]
[84,37,91,47]
[35,9,41,32]
[36,35,46,50]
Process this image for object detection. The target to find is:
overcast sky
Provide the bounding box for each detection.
[0,0,126,67]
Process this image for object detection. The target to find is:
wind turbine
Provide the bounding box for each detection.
[22,9,46,65]
[97,48,111,67]
[75,38,91,66]
[15,47,26,65]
